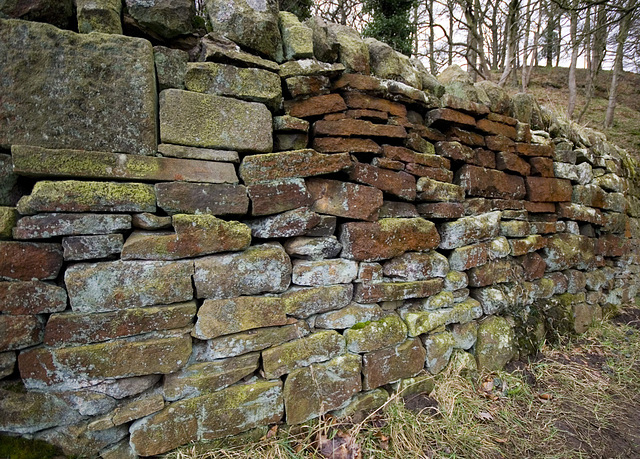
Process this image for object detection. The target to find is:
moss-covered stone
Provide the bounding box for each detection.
[154,46,188,91]
[315,302,386,329]
[262,330,345,379]
[362,338,426,390]
[331,388,389,419]
[194,296,288,340]
[439,211,502,250]
[0,206,17,239]
[130,379,283,456]
[542,233,596,271]
[423,331,456,374]
[17,180,156,215]
[345,315,407,353]
[13,212,130,240]
[0,314,44,351]
[185,62,282,110]
[280,284,353,319]
[355,278,444,303]
[326,22,370,74]
[451,321,478,350]
[160,89,272,153]
[383,251,449,281]
[292,258,358,286]
[0,19,157,155]
[475,316,516,371]
[279,12,314,60]
[402,298,483,336]
[366,38,420,88]
[77,0,122,34]
[391,372,435,397]
[284,354,361,425]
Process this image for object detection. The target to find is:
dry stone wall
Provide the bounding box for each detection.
[1,3,639,457]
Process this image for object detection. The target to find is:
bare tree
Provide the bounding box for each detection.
[498,0,520,86]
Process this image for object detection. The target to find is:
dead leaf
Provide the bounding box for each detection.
[477,411,494,421]
[538,392,553,401]
[317,431,362,459]
[264,424,278,439]
[374,432,389,450]
[494,437,508,443]
[481,380,494,392]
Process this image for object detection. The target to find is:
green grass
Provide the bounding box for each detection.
[0,435,64,459]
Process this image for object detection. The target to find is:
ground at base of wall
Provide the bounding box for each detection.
[162,301,640,459]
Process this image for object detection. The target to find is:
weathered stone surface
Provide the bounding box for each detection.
[438,211,502,249]
[111,393,165,426]
[76,0,122,33]
[156,183,247,216]
[247,178,312,216]
[200,33,280,71]
[285,94,346,118]
[0,241,63,281]
[194,243,290,299]
[163,353,259,401]
[476,118,517,139]
[65,259,193,313]
[157,143,239,162]
[204,0,281,59]
[417,202,465,219]
[542,233,596,271]
[355,278,444,303]
[455,165,526,200]
[14,144,236,182]
[485,135,515,152]
[383,251,449,281]
[262,330,345,379]
[125,0,195,39]
[315,302,386,329]
[19,335,192,390]
[331,388,389,419]
[89,375,161,400]
[384,146,446,168]
[525,177,572,202]
[326,23,370,73]
[0,207,17,239]
[279,11,313,59]
[273,115,309,131]
[13,213,130,240]
[509,234,546,256]
[467,259,524,287]
[121,214,251,260]
[448,242,489,271]
[366,38,420,87]
[36,422,128,458]
[307,178,383,221]
[279,59,345,78]
[362,338,425,390]
[0,19,157,155]
[154,46,188,91]
[475,316,516,371]
[62,234,124,261]
[349,162,416,201]
[274,133,309,151]
[572,184,607,208]
[185,62,281,109]
[240,150,351,185]
[292,259,358,286]
[496,152,531,176]
[314,118,407,138]
[284,354,361,425]
[416,177,465,202]
[426,108,476,127]
[451,321,478,350]
[341,218,440,261]
[313,137,382,154]
[17,181,156,215]
[160,89,272,153]
[285,75,331,97]
[345,315,407,353]
[130,379,283,456]
[0,386,83,434]
[406,164,453,182]
[0,280,67,314]
[444,271,468,291]
[423,332,455,374]
[402,298,483,336]
[248,207,320,238]
[379,201,420,218]
[194,296,288,340]
[434,141,474,162]
[281,284,352,319]
[44,302,196,346]
[407,290,454,310]
[284,236,342,260]
[0,315,44,351]
[0,351,15,377]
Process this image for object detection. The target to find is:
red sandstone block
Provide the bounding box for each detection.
[405,163,453,182]
[247,179,313,216]
[485,135,515,152]
[383,145,449,168]
[416,202,465,219]
[342,92,406,116]
[525,177,572,202]
[515,143,553,157]
[313,119,407,138]
[307,178,383,221]
[529,157,555,177]
[372,157,404,171]
[446,127,485,147]
[349,162,416,201]
[455,164,526,200]
[313,137,382,154]
[476,118,517,139]
[426,108,476,128]
[284,94,347,118]
[435,141,474,162]
[0,242,63,281]
[496,152,531,176]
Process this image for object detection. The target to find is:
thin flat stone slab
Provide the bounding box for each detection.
[280,284,353,319]
[17,181,156,215]
[121,214,251,261]
[65,259,194,313]
[160,89,272,153]
[239,149,351,185]
[199,34,280,72]
[193,296,288,340]
[155,183,248,215]
[0,241,63,281]
[129,379,283,456]
[438,211,502,250]
[340,218,440,262]
[11,145,239,184]
[283,354,361,425]
[44,302,197,346]
[0,280,67,314]
[0,19,157,155]
[247,178,313,216]
[62,234,124,261]
[13,213,131,239]
[0,315,44,351]
[157,144,239,163]
[18,334,192,390]
[307,178,383,222]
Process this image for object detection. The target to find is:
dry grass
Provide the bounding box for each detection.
[165,302,640,459]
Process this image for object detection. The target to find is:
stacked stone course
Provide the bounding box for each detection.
[0,2,639,457]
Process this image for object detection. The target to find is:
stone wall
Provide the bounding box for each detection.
[1,2,639,457]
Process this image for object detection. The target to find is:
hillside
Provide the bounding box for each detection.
[502,66,640,155]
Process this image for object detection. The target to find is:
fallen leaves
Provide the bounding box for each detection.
[316,430,362,459]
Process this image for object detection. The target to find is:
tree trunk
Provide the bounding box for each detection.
[499,0,520,86]
[578,3,608,123]
[567,6,579,119]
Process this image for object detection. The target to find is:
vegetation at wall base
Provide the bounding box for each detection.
[0,435,65,459]
[165,300,640,459]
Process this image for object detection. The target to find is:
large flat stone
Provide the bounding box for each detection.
[239,149,351,185]
[155,182,248,215]
[65,259,194,313]
[0,19,156,155]
[19,334,192,390]
[44,302,196,346]
[193,296,288,340]
[383,251,449,280]
[0,241,63,281]
[349,162,417,201]
[13,213,131,239]
[307,178,383,221]
[340,218,440,262]
[0,315,44,351]
[455,165,526,199]
[247,178,313,216]
[17,180,156,215]
[362,338,426,390]
[194,243,291,299]
[438,211,502,249]
[280,284,353,319]
[0,280,67,314]
[11,145,238,183]
[160,89,272,153]
[354,278,444,302]
[62,234,124,261]
[526,177,572,202]
[284,354,361,425]
[130,379,283,456]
